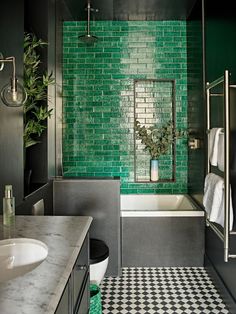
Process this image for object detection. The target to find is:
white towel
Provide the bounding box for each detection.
[209,128,222,166]
[203,173,233,231]
[217,132,224,171]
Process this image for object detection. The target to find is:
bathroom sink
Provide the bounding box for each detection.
[0,238,48,282]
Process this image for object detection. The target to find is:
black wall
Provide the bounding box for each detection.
[17,181,53,215]
[0,0,24,207]
[0,0,71,212]
[24,0,73,190]
[65,0,198,21]
[204,0,236,311]
[24,0,56,189]
[187,0,205,203]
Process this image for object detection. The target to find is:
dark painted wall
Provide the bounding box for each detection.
[204,0,236,311]
[17,0,73,209]
[187,0,205,204]
[16,181,53,215]
[0,0,24,207]
[205,21,236,83]
[65,0,198,21]
[24,0,56,188]
[24,0,72,189]
[0,0,71,212]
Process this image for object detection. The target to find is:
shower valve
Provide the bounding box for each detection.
[188,138,201,150]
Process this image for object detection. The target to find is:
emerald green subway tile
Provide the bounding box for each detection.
[63,21,76,26]
[63,20,188,193]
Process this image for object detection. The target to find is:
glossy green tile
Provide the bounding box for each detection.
[63,21,188,194]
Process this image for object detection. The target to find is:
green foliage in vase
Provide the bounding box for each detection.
[135,119,186,160]
[23,33,54,149]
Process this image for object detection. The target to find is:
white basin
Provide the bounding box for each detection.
[0,238,48,282]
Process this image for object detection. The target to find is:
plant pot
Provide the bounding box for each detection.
[150,159,159,181]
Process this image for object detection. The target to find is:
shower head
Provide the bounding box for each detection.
[79,0,98,44]
[78,34,98,44]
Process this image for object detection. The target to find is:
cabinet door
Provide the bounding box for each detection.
[55,277,71,314]
[73,235,89,312]
[75,273,90,314]
[55,234,90,314]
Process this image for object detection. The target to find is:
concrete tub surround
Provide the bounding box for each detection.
[0,216,92,314]
[121,195,205,267]
[53,178,121,277]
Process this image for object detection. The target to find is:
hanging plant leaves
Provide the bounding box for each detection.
[23,32,55,149]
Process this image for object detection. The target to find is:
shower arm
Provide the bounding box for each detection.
[87,0,91,36]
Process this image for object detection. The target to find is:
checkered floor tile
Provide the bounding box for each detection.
[100,267,229,314]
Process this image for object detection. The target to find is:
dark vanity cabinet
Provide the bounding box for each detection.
[73,234,90,314]
[55,279,70,314]
[55,234,90,314]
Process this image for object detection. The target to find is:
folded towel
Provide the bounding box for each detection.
[231,131,236,173]
[203,173,233,230]
[203,173,223,219]
[209,128,222,166]
[217,132,224,171]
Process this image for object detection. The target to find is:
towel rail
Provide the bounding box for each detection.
[206,219,224,241]
[206,85,210,175]
[209,93,224,97]
[206,129,224,134]
[206,75,224,90]
[224,70,230,262]
[206,69,234,262]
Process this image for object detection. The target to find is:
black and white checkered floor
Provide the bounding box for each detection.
[100,267,229,314]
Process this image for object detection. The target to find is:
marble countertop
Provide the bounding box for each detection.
[0,215,92,314]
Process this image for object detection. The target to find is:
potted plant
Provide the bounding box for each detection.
[134,119,186,181]
[23,32,54,149]
[23,33,54,192]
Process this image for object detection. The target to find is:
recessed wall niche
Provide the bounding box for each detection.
[134,79,176,182]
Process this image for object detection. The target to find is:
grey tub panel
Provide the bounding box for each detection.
[122,217,205,267]
[53,178,120,277]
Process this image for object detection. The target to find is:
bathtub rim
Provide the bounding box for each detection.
[120,194,205,217]
[121,210,204,217]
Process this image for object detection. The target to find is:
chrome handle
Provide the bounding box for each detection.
[188,138,200,150]
[75,265,87,271]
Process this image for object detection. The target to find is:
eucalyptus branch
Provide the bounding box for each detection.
[135,119,187,160]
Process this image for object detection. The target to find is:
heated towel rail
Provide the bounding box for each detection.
[206,70,236,262]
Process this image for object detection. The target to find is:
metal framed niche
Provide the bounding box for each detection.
[134,79,176,183]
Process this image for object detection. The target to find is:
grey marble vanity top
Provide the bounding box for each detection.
[0,215,92,314]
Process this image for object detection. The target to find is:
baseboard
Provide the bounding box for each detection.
[204,254,236,314]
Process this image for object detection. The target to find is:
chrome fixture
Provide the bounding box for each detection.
[0,53,27,107]
[188,138,201,150]
[206,70,236,262]
[78,0,98,44]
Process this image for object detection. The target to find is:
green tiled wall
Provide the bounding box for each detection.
[63,21,188,194]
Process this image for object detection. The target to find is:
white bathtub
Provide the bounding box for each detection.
[121,194,204,217]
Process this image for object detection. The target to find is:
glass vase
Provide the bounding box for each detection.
[150,159,159,181]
